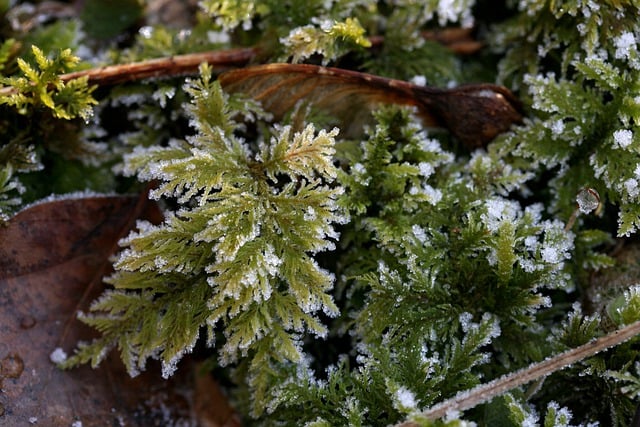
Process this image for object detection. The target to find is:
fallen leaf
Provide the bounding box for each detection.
[0,194,239,426]
[219,63,523,148]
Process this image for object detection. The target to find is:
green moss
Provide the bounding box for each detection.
[1,0,640,425]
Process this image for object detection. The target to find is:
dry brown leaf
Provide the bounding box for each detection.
[0,195,239,427]
[219,63,523,148]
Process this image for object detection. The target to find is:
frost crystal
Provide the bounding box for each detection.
[410,75,427,86]
[541,246,561,264]
[351,162,371,186]
[524,235,539,251]
[624,178,640,199]
[395,386,418,409]
[459,312,473,333]
[412,224,428,244]
[482,198,520,232]
[138,26,153,38]
[416,184,443,205]
[418,162,434,178]
[613,129,634,149]
[540,221,573,265]
[49,347,68,364]
[521,413,538,427]
[207,30,231,44]
[614,31,637,60]
[151,86,176,109]
[304,206,317,221]
[435,0,475,27]
[549,119,565,135]
[546,401,574,426]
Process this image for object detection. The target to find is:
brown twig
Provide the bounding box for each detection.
[0,47,258,97]
[61,47,258,86]
[396,320,640,426]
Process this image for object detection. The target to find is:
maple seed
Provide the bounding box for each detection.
[218,63,523,148]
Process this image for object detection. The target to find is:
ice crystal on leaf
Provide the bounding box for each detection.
[63,64,347,415]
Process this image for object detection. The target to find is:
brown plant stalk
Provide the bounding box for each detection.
[0,47,258,97]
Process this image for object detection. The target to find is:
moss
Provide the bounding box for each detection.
[1,1,640,425]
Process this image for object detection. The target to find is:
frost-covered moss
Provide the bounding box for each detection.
[1,1,640,425]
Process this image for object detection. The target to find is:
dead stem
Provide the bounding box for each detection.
[0,47,258,96]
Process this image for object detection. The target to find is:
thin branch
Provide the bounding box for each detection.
[0,47,258,97]
[396,320,640,425]
[61,47,258,86]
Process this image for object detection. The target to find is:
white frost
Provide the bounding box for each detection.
[482,198,520,232]
[49,347,68,364]
[412,224,428,244]
[614,31,637,60]
[207,30,231,44]
[303,206,317,221]
[436,0,474,27]
[624,178,640,199]
[154,256,168,269]
[418,162,434,178]
[395,386,418,409]
[521,413,539,427]
[421,185,443,205]
[541,246,560,263]
[613,129,633,149]
[549,119,565,135]
[459,312,473,333]
[410,75,427,86]
[546,401,574,426]
[138,26,153,39]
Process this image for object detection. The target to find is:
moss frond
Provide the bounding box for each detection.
[65,63,347,415]
[0,45,97,120]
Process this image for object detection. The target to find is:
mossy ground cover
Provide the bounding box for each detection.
[1,1,640,425]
